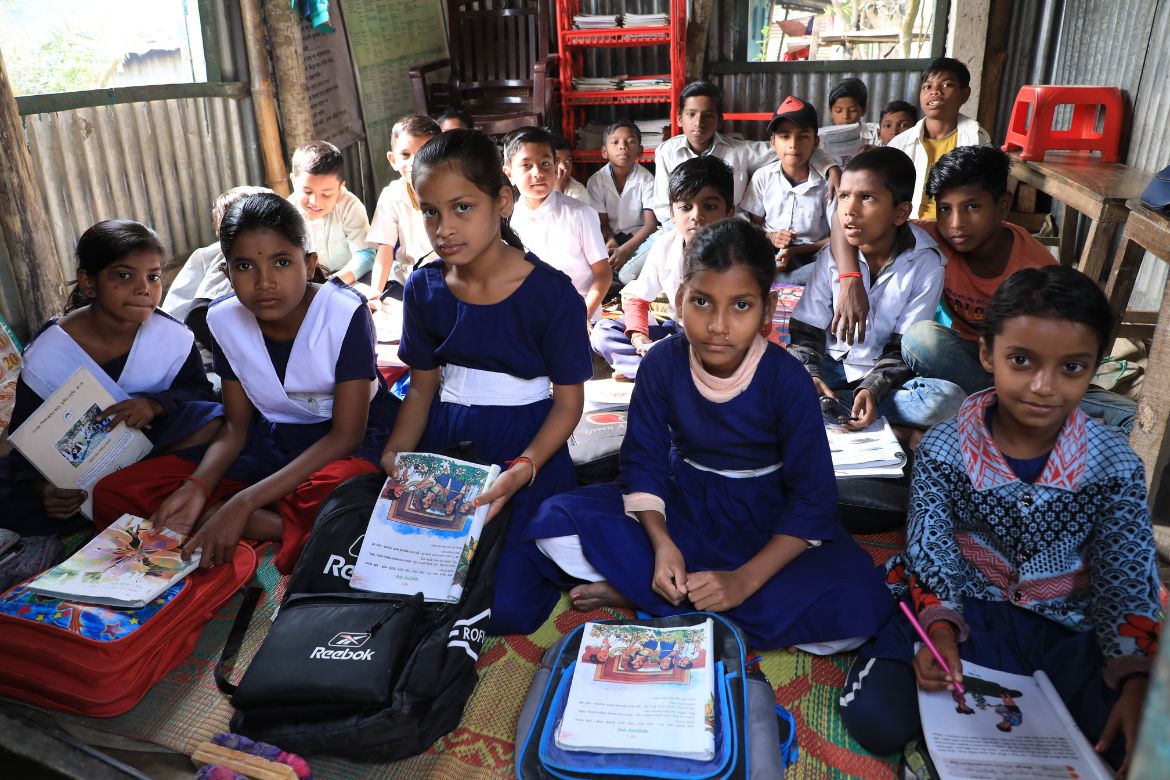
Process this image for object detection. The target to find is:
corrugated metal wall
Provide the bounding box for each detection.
[995,0,1169,309]
[0,96,263,338]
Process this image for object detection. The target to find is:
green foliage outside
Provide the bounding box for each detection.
[0,0,127,96]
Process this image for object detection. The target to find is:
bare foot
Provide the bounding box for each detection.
[569,581,633,612]
[611,371,634,383]
[891,424,924,451]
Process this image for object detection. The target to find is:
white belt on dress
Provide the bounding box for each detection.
[682,458,783,479]
[440,365,551,407]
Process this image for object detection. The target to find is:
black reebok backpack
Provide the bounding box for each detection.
[216,460,510,761]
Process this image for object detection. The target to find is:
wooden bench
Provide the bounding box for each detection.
[1101,200,1170,518]
[1008,152,1150,281]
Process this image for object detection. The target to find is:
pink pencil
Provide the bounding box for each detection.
[899,601,965,695]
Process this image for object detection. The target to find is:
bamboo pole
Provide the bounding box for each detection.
[240,0,290,195]
[263,0,314,153]
[0,48,67,329]
[685,0,716,83]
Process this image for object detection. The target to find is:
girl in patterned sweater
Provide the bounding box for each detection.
[839,266,1161,776]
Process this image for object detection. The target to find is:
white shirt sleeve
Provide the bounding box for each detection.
[652,149,672,222]
[586,171,609,217]
[740,169,768,220]
[579,204,609,263]
[161,244,218,320]
[338,193,374,252]
[892,249,946,334]
[365,186,400,247]
[790,245,837,330]
[637,166,657,213]
[626,240,665,301]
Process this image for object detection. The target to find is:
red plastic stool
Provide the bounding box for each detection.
[1001,85,1124,162]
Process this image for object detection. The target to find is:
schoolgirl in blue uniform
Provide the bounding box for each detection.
[382,128,593,634]
[528,219,894,650]
[3,220,220,534]
[95,194,396,574]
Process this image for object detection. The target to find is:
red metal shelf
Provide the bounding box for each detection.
[564,89,672,106]
[561,26,671,47]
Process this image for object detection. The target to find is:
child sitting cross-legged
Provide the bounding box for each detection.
[787,147,966,442]
[740,96,835,285]
[585,119,658,280]
[592,156,733,380]
[505,126,611,321]
[839,266,1161,775]
[523,218,896,652]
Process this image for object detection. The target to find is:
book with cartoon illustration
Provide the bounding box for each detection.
[825,416,907,478]
[8,366,153,518]
[25,514,200,608]
[556,619,716,760]
[350,452,501,602]
[917,660,1111,779]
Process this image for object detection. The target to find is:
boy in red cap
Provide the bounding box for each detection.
[740,96,835,284]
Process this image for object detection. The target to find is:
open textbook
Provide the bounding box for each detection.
[26,514,199,608]
[556,620,716,760]
[918,660,1112,780]
[8,366,153,519]
[826,416,907,478]
[351,452,500,602]
[818,122,864,166]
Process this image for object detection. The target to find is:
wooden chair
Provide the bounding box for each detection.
[409,0,559,136]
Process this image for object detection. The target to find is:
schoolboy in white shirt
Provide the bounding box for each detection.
[586,119,658,284]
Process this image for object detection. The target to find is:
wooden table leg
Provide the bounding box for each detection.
[1105,236,1147,341]
[1058,204,1079,267]
[1079,220,1119,282]
[1131,275,1170,520]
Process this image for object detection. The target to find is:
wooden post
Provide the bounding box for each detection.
[685,0,716,82]
[240,0,291,196]
[263,0,314,154]
[977,0,1013,132]
[0,48,67,328]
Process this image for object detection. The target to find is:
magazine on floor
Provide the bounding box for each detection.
[8,366,153,519]
[825,416,907,478]
[351,452,500,602]
[918,660,1111,780]
[556,619,716,760]
[26,514,199,608]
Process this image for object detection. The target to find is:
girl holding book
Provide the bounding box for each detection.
[94,194,397,574]
[839,266,1161,775]
[380,128,593,634]
[525,218,894,651]
[3,220,220,535]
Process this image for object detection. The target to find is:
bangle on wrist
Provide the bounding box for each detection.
[838,271,863,280]
[182,475,213,502]
[505,456,538,487]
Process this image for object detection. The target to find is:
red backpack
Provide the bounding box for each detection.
[0,543,256,717]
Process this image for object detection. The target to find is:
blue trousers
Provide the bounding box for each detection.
[820,356,967,430]
[590,318,679,378]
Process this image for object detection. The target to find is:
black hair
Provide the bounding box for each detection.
[219,192,310,260]
[829,77,868,111]
[844,146,916,206]
[67,219,166,312]
[668,156,733,210]
[926,145,1011,200]
[922,56,971,90]
[604,118,641,144]
[290,140,344,178]
[212,185,271,236]
[436,108,475,129]
[678,80,723,117]
[501,126,556,166]
[681,218,775,302]
[547,132,572,153]
[981,266,1113,361]
[390,114,441,148]
[879,99,918,122]
[412,128,525,251]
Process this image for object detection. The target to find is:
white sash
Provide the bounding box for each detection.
[207,279,374,424]
[20,312,193,402]
[440,365,551,407]
[682,458,783,479]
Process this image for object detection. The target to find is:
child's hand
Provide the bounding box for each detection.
[380,447,399,477]
[847,389,877,430]
[768,229,796,249]
[831,275,869,345]
[1096,674,1148,778]
[34,482,87,519]
[825,166,841,202]
[151,480,209,536]
[609,242,634,271]
[811,377,836,399]
[775,248,791,272]
[686,570,750,612]
[651,541,688,605]
[912,623,963,692]
[475,461,532,522]
[605,237,619,252]
[181,494,252,568]
[631,332,652,355]
[101,398,164,430]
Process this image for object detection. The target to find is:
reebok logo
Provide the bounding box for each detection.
[309,647,375,660]
[322,534,365,581]
[329,632,370,648]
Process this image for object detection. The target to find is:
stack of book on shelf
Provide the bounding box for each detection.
[825,417,907,478]
[577,121,608,150]
[573,13,619,28]
[636,117,669,149]
[624,11,669,26]
[573,76,622,91]
[624,77,671,90]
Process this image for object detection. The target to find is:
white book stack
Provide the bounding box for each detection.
[624,77,671,91]
[573,13,619,28]
[623,12,669,26]
[572,76,622,91]
[636,117,669,149]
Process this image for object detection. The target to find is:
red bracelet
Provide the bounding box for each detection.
[183,475,213,501]
[505,456,538,487]
[838,272,863,280]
